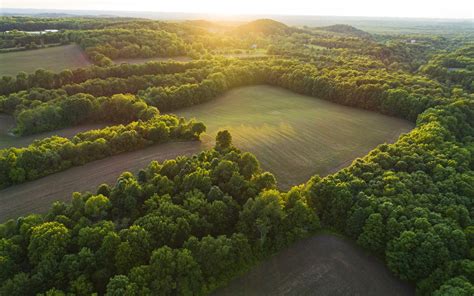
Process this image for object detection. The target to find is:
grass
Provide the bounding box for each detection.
[174,85,414,190]
[0,44,91,76]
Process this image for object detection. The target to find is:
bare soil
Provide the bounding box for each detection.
[214,234,414,296]
[0,141,203,221]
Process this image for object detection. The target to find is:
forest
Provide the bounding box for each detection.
[0,15,473,296]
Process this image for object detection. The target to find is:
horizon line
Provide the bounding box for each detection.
[2,7,474,21]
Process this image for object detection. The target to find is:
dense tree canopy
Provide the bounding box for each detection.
[0,135,319,295]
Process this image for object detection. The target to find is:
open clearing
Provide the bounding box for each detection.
[174,85,414,189]
[0,44,91,76]
[214,234,414,296]
[0,141,203,221]
[0,85,413,219]
[0,114,107,149]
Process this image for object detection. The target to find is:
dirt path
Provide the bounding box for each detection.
[214,234,414,296]
[0,141,203,221]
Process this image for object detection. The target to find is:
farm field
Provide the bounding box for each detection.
[214,234,414,296]
[0,44,91,76]
[0,141,203,221]
[0,114,107,149]
[174,85,414,189]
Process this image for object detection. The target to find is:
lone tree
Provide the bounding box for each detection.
[216,130,232,150]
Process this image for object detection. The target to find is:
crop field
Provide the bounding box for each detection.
[0,141,203,221]
[174,85,414,189]
[0,86,413,219]
[0,114,106,149]
[0,44,91,76]
[214,234,414,295]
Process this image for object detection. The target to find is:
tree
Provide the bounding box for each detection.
[125,246,203,295]
[106,275,136,296]
[357,213,386,254]
[28,222,70,265]
[238,190,284,249]
[386,230,449,281]
[433,276,474,296]
[215,130,232,150]
[84,194,111,219]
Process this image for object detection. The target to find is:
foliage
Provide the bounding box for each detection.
[0,114,205,188]
[0,135,319,295]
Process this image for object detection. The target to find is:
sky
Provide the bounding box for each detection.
[2,0,474,19]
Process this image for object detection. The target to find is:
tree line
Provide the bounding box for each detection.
[0,30,69,51]
[68,29,187,66]
[1,68,211,136]
[0,60,211,95]
[13,93,159,136]
[0,114,205,188]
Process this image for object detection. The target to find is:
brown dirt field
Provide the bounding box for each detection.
[213,234,414,296]
[0,141,203,221]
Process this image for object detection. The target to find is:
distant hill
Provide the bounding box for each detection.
[234,19,296,35]
[317,24,372,39]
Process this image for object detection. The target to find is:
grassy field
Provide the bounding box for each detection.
[174,85,414,189]
[0,44,91,76]
[0,114,106,150]
[0,141,203,221]
[0,85,413,219]
[214,234,414,295]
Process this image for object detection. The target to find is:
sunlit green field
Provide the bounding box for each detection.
[0,44,91,76]
[174,85,414,189]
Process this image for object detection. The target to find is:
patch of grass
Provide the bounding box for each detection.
[0,44,91,76]
[174,85,414,190]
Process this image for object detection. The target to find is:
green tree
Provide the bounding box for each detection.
[28,222,70,265]
[215,130,232,150]
[357,213,386,254]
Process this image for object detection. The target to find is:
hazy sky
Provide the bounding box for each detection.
[3,0,474,19]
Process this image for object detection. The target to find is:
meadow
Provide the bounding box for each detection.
[0,44,91,76]
[174,85,414,189]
